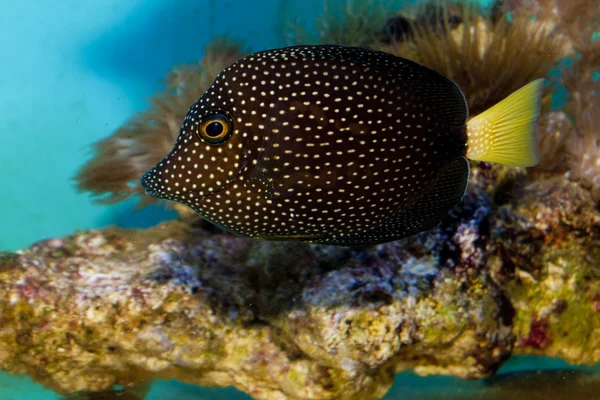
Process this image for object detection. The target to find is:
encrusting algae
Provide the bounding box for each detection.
[1,163,598,400]
[5,0,593,398]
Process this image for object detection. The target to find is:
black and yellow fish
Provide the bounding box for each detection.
[141,45,542,246]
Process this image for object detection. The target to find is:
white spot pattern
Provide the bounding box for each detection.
[141,45,469,245]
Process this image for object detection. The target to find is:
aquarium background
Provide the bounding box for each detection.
[0,0,597,399]
[1,0,314,252]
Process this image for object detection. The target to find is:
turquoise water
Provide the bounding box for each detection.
[0,0,304,251]
[1,0,597,399]
[1,0,332,252]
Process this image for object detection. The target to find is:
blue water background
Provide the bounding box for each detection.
[0,0,313,251]
[0,0,594,398]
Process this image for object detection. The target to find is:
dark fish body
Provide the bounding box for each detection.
[142,45,541,246]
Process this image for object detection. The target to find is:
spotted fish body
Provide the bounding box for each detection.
[142,45,542,246]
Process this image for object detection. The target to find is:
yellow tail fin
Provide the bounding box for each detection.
[466,79,544,166]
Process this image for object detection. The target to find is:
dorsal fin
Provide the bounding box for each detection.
[315,45,469,127]
[405,74,468,128]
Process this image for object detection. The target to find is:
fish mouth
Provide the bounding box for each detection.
[141,170,159,198]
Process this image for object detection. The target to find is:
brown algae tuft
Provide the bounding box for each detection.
[75,38,247,206]
[376,1,568,116]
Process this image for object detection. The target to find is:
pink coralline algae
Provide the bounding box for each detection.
[520,314,552,349]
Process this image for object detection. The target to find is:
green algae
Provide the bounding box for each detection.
[504,239,600,363]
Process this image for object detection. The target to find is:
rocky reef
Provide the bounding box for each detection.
[1,167,598,399]
[3,0,598,399]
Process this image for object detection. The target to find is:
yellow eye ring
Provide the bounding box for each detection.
[198,114,233,144]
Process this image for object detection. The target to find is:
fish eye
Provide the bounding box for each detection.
[198,114,233,144]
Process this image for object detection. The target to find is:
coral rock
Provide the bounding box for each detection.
[2,172,599,399]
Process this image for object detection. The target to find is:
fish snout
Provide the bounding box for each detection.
[141,169,160,198]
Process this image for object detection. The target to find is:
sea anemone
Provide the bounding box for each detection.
[75,38,247,205]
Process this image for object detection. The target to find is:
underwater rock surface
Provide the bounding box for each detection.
[0,172,598,399]
[6,0,595,398]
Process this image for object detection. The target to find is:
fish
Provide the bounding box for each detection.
[141,45,542,246]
